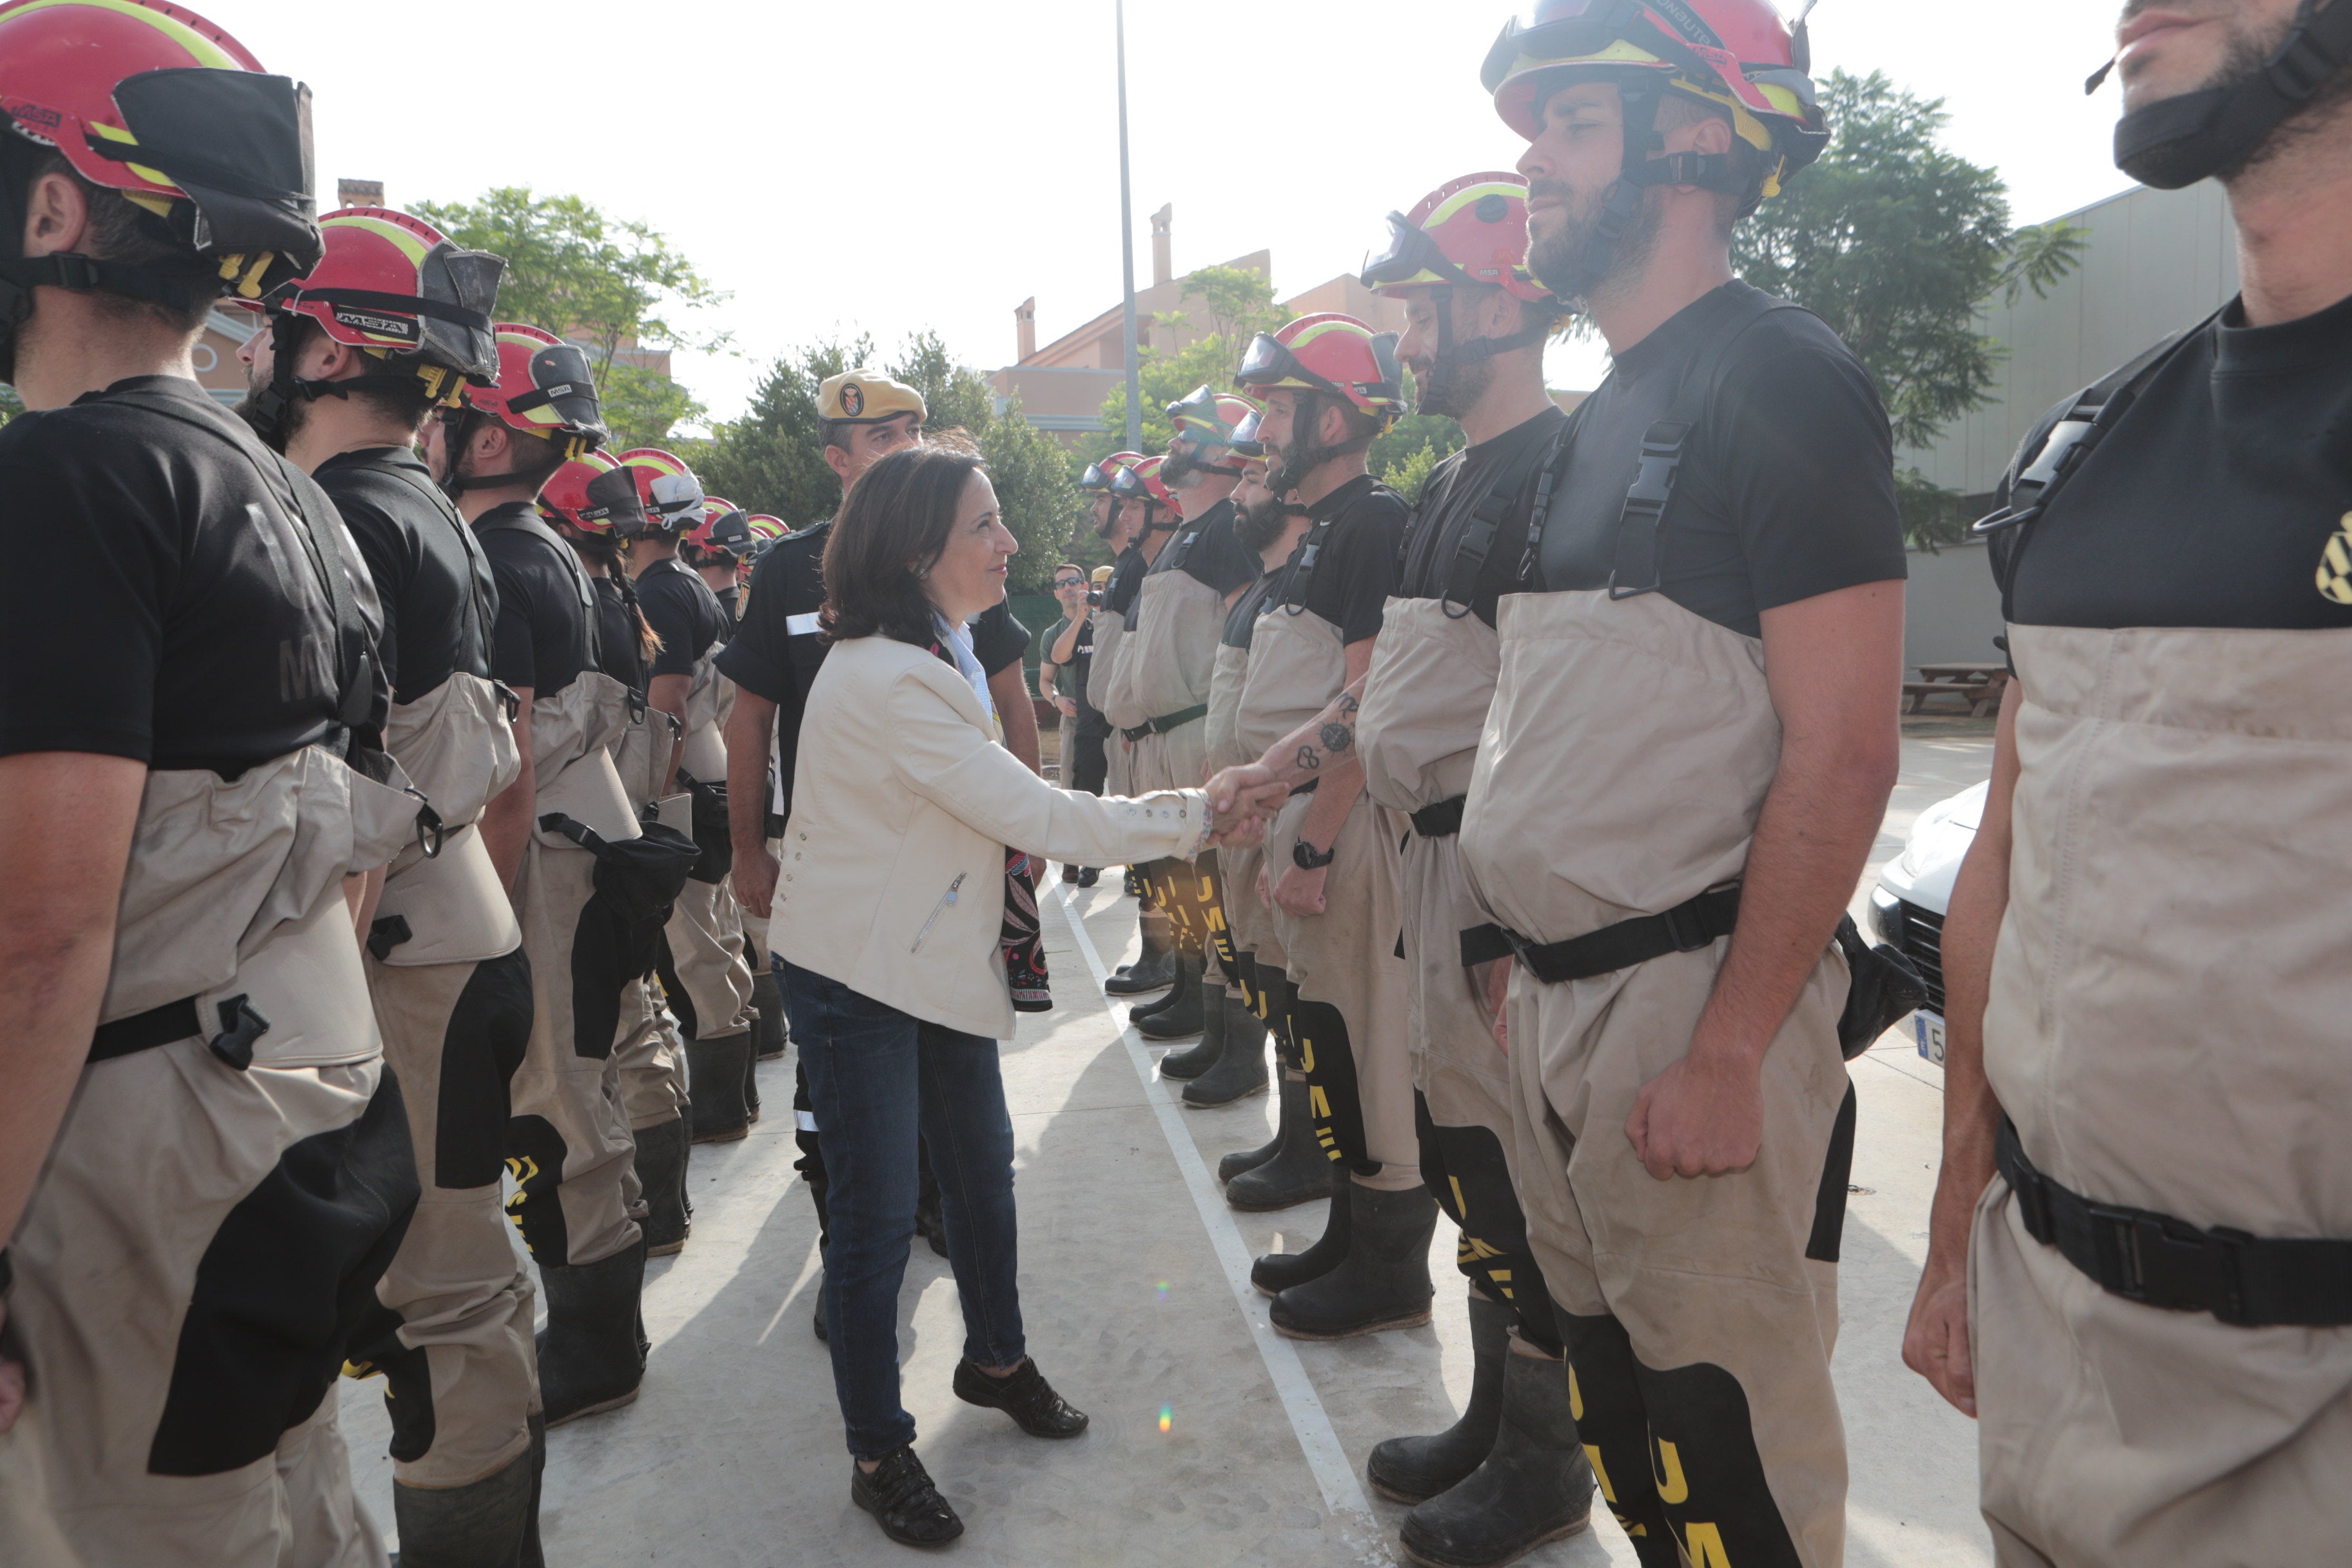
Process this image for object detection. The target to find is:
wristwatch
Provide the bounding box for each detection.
[1291,838,1337,871]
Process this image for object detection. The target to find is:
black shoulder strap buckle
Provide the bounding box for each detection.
[1606,419,1696,600]
[1439,419,1571,618]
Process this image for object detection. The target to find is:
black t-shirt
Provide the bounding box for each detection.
[1150,498,1262,599]
[1277,475,1409,646]
[1223,564,1288,652]
[636,556,729,680]
[1398,406,1571,627]
[1105,543,1149,628]
[0,376,369,772]
[592,576,646,693]
[319,446,494,703]
[1528,281,1906,638]
[717,517,1032,817]
[1992,290,2352,631]
[476,501,596,698]
[1046,612,1108,738]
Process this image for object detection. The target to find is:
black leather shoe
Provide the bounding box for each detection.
[952,1357,1090,1438]
[1061,859,1081,883]
[852,1446,963,1547]
[1076,867,1101,888]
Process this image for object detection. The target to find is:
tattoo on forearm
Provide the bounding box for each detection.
[1295,745,1321,772]
[1337,691,1358,718]
[1318,722,1353,754]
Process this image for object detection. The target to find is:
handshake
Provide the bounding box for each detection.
[1200,764,1291,848]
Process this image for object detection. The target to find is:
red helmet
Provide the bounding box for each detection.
[1109,453,1177,513]
[1235,314,1405,419]
[237,206,502,445]
[1482,1,1826,201]
[745,514,787,558]
[688,495,753,556]
[615,448,707,537]
[1079,450,1146,494]
[0,0,321,329]
[269,209,501,386]
[1164,386,1260,480]
[1362,173,1550,303]
[461,323,607,458]
[539,449,648,537]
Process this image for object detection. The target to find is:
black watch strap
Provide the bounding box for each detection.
[1292,838,1337,870]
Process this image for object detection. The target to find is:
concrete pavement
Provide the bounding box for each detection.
[340,725,1998,1566]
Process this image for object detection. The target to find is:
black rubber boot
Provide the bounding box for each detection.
[1137,956,1206,1036]
[1218,1120,1282,1184]
[1250,1164,1353,1296]
[632,1115,692,1257]
[1106,927,1177,995]
[687,1031,753,1144]
[812,1269,828,1342]
[743,1041,761,1124]
[1368,1293,1512,1503]
[1226,1075,1333,1210]
[1270,1182,1439,1340]
[390,1418,543,1568]
[751,966,787,1059]
[536,1240,648,1427]
[1398,1349,1596,1568]
[1146,967,1213,1053]
[1184,992,1269,1107]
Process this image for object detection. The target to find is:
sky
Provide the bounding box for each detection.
[193,0,2139,422]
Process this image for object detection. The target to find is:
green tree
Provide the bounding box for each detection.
[416,186,727,447]
[1734,70,2084,542]
[699,331,1088,596]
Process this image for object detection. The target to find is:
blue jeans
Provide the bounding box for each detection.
[781,961,1026,1459]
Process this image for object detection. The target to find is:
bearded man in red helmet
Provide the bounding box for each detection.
[430,323,699,1433]
[1446,4,1900,1562]
[1226,314,1438,1344]
[235,204,554,1565]
[0,5,424,1562]
[1216,173,1598,1568]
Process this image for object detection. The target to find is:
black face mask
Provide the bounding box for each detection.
[2108,1,2352,189]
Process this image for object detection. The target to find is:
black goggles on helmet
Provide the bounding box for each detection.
[701,507,753,553]
[510,342,607,440]
[1164,384,1230,440]
[1235,331,1404,407]
[1080,461,1120,492]
[584,465,650,534]
[1360,211,1484,292]
[1229,409,1267,460]
[1482,2,1667,97]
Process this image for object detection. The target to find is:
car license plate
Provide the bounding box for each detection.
[1915,1012,1946,1065]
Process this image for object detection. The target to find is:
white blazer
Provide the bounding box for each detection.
[774,634,1209,1039]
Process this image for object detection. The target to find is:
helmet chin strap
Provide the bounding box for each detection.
[1542,81,1749,302]
[1421,285,1553,410]
[2109,0,2352,189]
[247,311,440,451]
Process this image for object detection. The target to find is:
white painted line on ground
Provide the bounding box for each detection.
[1052,882,1384,1561]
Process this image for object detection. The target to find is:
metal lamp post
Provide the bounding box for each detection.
[1115,0,1142,453]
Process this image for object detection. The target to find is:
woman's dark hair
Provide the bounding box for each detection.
[819,443,988,646]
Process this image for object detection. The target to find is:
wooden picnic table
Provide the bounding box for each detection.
[1904,661,2010,718]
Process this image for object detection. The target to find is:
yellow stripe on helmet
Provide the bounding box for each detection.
[320,212,433,268]
[8,0,245,68]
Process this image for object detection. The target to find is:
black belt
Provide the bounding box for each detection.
[1460,885,1741,981]
[1410,796,1465,838]
[1121,703,1210,743]
[1997,1116,2352,1328]
[88,994,271,1071]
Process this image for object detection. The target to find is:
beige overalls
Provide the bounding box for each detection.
[1208,633,1284,986]
[1240,598,1416,1187]
[1360,596,1544,1313]
[1124,544,1235,970]
[505,665,647,1269]
[1462,589,1852,1567]
[663,646,754,1058]
[1972,623,2352,1567]
[0,747,424,1568]
[1087,568,1138,800]
[605,685,690,1132]
[353,672,542,1489]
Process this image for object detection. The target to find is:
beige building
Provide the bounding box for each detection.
[992,204,1407,444]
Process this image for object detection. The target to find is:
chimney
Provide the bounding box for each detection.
[1151,204,1173,288]
[1015,297,1037,362]
[337,177,384,210]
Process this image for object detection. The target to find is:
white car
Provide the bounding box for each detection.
[1870,781,1986,1066]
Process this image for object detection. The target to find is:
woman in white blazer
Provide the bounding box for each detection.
[772,444,1220,1547]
